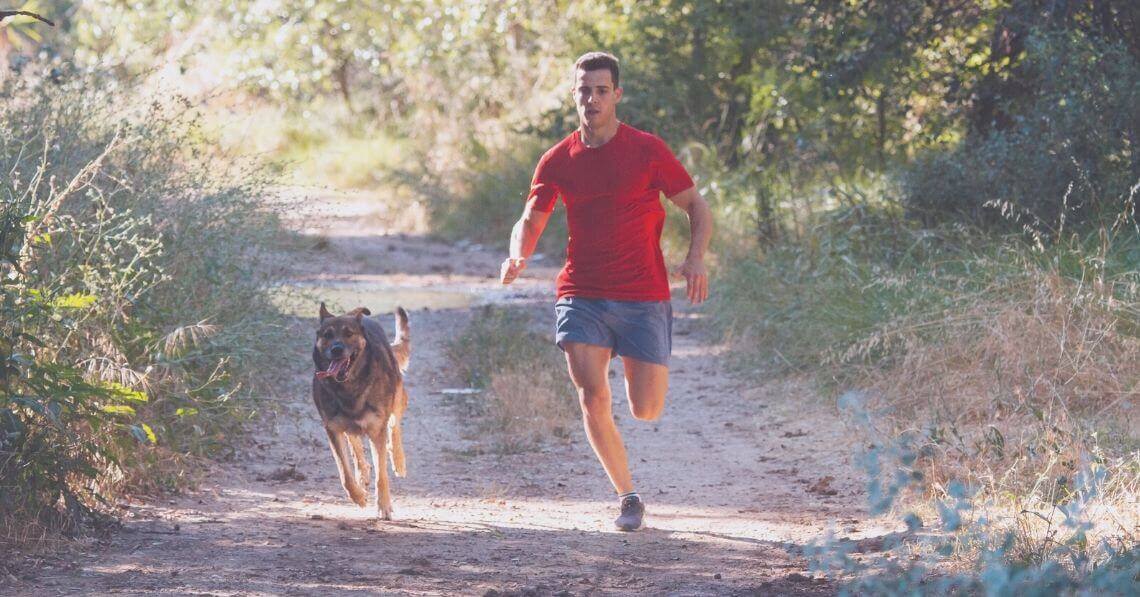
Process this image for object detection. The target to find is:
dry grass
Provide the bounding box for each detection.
[483,369,577,454]
[714,213,1139,562]
[850,259,1140,557]
[445,305,577,454]
[861,272,1137,425]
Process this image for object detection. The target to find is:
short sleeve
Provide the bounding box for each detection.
[648,136,694,198]
[526,149,560,212]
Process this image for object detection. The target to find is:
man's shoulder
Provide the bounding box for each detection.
[544,131,578,156]
[536,131,577,168]
[620,123,667,145]
[618,124,675,158]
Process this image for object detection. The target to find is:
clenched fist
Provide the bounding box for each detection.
[500,257,527,285]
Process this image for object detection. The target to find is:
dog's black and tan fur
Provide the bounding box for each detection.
[312,303,410,520]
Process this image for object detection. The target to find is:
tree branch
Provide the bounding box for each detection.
[0,10,55,27]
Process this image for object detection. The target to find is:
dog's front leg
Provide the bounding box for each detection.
[367,425,393,520]
[347,434,372,490]
[326,428,368,507]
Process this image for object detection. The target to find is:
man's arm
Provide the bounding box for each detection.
[500,198,552,284]
[666,185,713,304]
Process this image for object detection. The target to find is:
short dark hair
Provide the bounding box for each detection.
[574,51,620,88]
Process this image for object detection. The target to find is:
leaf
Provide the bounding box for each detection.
[175,407,199,417]
[129,424,153,444]
[51,293,97,309]
[101,404,135,416]
[11,395,46,416]
[133,423,157,444]
[102,382,148,403]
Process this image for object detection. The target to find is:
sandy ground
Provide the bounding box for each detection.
[8,189,895,596]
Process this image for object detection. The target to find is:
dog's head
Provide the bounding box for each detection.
[314,303,371,382]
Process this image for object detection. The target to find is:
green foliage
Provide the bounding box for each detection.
[402,138,568,254]
[0,69,287,540]
[904,31,1140,230]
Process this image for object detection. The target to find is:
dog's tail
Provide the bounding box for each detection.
[391,306,410,372]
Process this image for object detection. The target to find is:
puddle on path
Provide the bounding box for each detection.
[273,283,475,317]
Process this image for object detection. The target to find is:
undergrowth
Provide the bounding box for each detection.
[445,305,576,454]
[711,183,1139,586]
[1,68,288,548]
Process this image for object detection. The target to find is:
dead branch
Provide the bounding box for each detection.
[0,10,55,27]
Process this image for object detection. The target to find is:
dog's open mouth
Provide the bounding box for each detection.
[315,356,352,382]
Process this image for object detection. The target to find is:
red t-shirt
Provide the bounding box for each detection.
[528,123,694,301]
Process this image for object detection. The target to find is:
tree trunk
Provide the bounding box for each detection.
[334,58,353,113]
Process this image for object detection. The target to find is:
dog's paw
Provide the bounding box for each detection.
[378,508,393,521]
[347,486,368,507]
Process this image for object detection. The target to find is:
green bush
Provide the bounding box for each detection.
[402,139,570,256]
[903,31,1140,231]
[1,69,287,541]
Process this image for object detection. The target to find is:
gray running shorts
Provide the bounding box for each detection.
[554,297,672,366]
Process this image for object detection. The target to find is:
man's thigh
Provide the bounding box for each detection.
[609,300,672,367]
[621,356,668,420]
[562,341,613,396]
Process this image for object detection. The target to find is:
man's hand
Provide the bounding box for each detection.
[674,257,709,304]
[500,257,527,285]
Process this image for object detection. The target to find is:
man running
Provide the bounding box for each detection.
[499,51,713,531]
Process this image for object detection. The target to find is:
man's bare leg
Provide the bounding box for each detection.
[563,341,634,494]
[621,356,668,421]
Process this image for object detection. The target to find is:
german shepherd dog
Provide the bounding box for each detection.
[313,303,410,520]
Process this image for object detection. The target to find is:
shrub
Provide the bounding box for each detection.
[1,68,287,543]
[711,200,1139,554]
[903,31,1140,232]
[399,139,570,256]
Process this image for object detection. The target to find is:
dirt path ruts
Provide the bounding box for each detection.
[12,189,889,596]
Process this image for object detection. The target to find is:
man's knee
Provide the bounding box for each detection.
[628,394,664,421]
[577,386,611,417]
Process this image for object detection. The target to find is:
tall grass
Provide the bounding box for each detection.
[1,69,288,546]
[445,306,577,454]
[710,188,1139,561]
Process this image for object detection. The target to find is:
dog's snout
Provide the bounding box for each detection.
[330,343,346,357]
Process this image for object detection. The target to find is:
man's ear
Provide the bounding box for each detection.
[319,302,333,321]
[614,86,623,103]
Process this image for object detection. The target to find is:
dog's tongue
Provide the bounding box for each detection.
[316,357,350,379]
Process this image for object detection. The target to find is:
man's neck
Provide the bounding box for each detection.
[579,119,621,148]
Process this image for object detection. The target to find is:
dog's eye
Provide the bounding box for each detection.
[322,330,334,340]
[342,330,354,338]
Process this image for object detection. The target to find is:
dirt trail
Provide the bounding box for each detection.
[13,190,891,596]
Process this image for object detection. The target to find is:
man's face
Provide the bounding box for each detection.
[573,68,622,128]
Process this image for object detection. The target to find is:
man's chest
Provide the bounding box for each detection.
[554,149,653,204]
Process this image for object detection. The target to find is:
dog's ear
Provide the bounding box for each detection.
[351,307,371,320]
[319,302,333,321]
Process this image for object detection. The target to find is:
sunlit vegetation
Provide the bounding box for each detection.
[2,0,1137,588]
